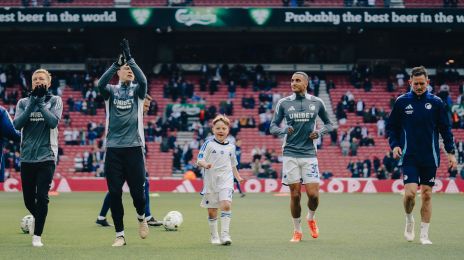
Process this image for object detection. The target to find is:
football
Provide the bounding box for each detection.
[163,211,183,231]
[20,215,34,234]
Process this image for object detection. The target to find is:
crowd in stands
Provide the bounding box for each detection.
[3,62,464,180]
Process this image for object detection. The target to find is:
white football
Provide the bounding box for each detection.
[20,215,34,234]
[163,211,183,231]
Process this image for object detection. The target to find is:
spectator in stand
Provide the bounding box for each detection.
[356,99,365,116]
[373,156,381,173]
[350,138,359,156]
[456,140,464,164]
[376,165,387,179]
[391,167,401,179]
[228,80,236,99]
[363,78,372,92]
[387,78,395,92]
[341,138,350,156]
[377,117,386,136]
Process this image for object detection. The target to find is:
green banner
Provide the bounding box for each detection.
[165,103,205,118]
[1,8,464,28]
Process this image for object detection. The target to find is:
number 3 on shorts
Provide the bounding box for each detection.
[307,163,319,178]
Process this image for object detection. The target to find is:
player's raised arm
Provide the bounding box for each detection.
[97,54,125,100]
[121,39,147,100]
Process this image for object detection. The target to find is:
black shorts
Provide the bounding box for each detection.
[401,164,437,187]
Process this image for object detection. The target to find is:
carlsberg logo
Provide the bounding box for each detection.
[249,9,271,25]
[175,8,217,26]
[130,9,152,25]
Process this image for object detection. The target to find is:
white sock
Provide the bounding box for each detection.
[208,218,219,237]
[137,214,145,222]
[307,210,316,221]
[406,213,414,222]
[32,235,41,240]
[220,211,232,235]
[97,216,106,220]
[116,231,125,238]
[293,218,302,232]
[420,222,430,238]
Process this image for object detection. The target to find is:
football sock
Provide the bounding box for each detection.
[406,213,414,222]
[208,217,218,237]
[420,222,430,237]
[307,210,316,221]
[293,218,302,232]
[220,211,231,234]
[116,231,125,238]
[97,216,106,220]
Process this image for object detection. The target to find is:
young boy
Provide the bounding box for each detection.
[197,115,244,246]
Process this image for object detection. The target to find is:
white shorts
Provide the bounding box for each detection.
[200,188,234,208]
[282,156,320,185]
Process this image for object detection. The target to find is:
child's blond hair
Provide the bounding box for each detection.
[212,114,230,127]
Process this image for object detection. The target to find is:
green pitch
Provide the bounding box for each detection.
[0,192,462,260]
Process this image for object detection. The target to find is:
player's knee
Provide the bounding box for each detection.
[308,193,319,203]
[404,190,416,200]
[421,190,432,201]
[221,201,231,211]
[291,193,301,203]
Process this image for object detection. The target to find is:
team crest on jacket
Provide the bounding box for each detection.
[309,105,316,111]
[425,103,432,109]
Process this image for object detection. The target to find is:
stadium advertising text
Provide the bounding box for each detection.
[1,8,464,28]
[1,178,463,193]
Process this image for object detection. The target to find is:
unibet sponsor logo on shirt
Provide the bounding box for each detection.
[113,98,134,110]
[289,112,314,122]
[30,111,44,122]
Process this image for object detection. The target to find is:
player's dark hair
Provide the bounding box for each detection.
[410,66,428,79]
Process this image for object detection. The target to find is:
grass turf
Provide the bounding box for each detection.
[0,192,462,260]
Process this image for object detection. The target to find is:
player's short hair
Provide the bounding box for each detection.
[410,66,428,79]
[293,71,310,84]
[212,114,230,127]
[32,69,52,83]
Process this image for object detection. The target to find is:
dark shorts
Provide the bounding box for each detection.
[401,164,437,187]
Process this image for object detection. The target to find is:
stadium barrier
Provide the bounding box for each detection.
[1,178,463,193]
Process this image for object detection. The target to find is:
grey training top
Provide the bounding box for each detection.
[97,58,147,148]
[14,95,63,163]
[270,93,334,158]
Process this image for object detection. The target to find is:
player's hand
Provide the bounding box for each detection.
[143,95,152,114]
[236,176,245,184]
[36,84,47,98]
[448,153,457,170]
[120,38,132,61]
[204,163,212,169]
[392,146,402,159]
[309,131,319,140]
[115,54,126,67]
[31,86,39,97]
[286,126,294,135]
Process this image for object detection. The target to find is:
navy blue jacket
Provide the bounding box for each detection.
[386,91,455,167]
[1,105,21,181]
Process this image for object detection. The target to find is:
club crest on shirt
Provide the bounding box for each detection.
[425,103,432,110]
[309,105,316,111]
